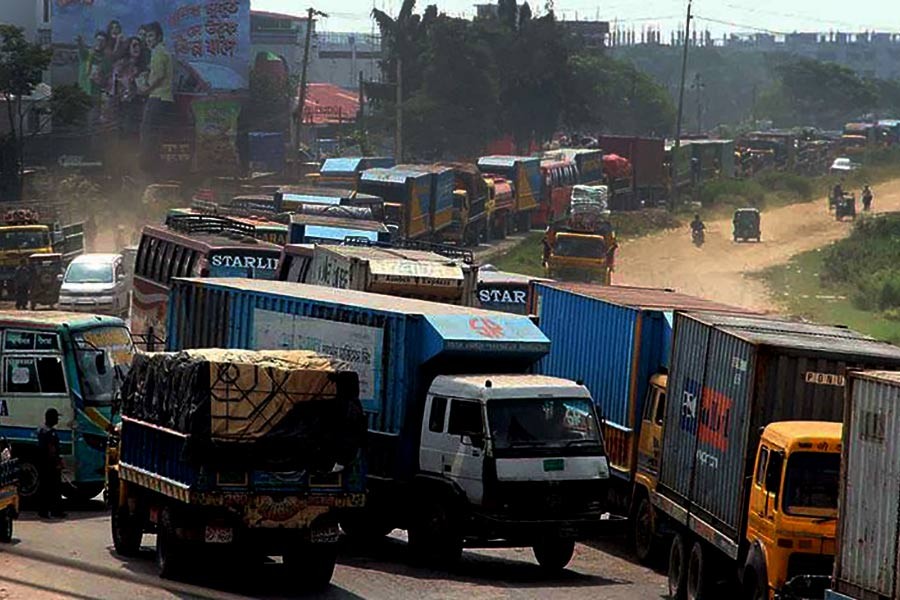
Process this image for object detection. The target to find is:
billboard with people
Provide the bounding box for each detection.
[52,0,250,173]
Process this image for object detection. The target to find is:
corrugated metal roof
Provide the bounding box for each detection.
[322,245,456,263]
[850,370,900,386]
[478,155,535,168]
[684,312,900,359]
[178,277,514,317]
[535,282,759,314]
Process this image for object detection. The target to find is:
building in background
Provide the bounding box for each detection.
[312,32,381,90]
[560,20,610,50]
[0,0,51,45]
[250,9,311,78]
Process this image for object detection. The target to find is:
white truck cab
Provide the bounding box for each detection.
[412,374,611,570]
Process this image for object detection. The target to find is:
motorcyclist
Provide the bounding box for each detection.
[832,182,844,207]
[690,214,705,242]
[862,185,873,211]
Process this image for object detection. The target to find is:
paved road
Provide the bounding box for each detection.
[0,502,667,599]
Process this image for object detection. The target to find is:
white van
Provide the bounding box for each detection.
[59,253,129,318]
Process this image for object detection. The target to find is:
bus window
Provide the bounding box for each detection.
[4,356,66,395]
[185,250,200,277]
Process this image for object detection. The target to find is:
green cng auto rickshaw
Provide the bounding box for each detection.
[732,208,761,242]
[28,253,63,309]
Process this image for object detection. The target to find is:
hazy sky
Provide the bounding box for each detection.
[252,0,900,37]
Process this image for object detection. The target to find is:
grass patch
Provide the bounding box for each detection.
[759,225,900,345]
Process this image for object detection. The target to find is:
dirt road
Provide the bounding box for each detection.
[615,178,900,312]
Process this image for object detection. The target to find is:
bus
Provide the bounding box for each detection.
[166,208,289,246]
[0,311,133,501]
[535,159,577,228]
[132,219,282,342]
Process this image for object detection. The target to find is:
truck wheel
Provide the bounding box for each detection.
[633,498,661,565]
[668,533,688,600]
[156,507,183,579]
[687,541,710,600]
[285,543,338,590]
[16,457,40,500]
[742,567,766,600]
[0,508,13,543]
[407,499,462,565]
[532,538,575,573]
[111,503,143,557]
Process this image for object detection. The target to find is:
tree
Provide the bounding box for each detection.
[0,25,90,200]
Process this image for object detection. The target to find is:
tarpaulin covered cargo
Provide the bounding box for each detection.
[658,313,900,559]
[531,283,757,478]
[833,371,900,600]
[166,278,551,478]
[119,349,365,471]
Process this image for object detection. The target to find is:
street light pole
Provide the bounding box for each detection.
[297,7,328,161]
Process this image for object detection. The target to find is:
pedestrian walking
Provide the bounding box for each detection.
[13,258,32,310]
[36,408,65,519]
[862,184,874,211]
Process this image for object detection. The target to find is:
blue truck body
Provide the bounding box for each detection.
[166,278,550,479]
[357,168,434,239]
[477,155,541,214]
[530,282,755,480]
[395,165,456,234]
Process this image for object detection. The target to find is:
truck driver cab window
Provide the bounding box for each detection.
[429,396,448,433]
[448,400,483,437]
[654,392,666,425]
[756,447,769,486]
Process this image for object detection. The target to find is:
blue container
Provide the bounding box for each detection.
[167,278,550,478]
[320,156,395,178]
[477,156,542,213]
[532,282,757,479]
[247,132,285,172]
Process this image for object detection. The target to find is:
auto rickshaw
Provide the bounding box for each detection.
[836,193,857,221]
[0,456,18,543]
[732,208,761,242]
[28,252,63,309]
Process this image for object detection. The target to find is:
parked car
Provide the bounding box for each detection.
[830,157,860,174]
[58,253,129,318]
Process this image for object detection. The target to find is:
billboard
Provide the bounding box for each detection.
[53,0,251,92]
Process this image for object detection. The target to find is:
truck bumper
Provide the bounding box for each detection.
[466,512,627,545]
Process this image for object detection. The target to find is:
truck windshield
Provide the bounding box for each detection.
[73,326,134,406]
[488,398,602,449]
[555,236,606,258]
[782,451,840,517]
[0,229,50,251]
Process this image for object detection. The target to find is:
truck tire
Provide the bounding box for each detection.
[285,543,338,590]
[633,498,662,565]
[0,508,13,543]
[532,538,575,573]
[742,567,766,600]
[668,533,688,600]
[687,541,711,600]
[111,503,143,557]
[156,507,184,579]
[16,457,40,501]
[407,499,462,565]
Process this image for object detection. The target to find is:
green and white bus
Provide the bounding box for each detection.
[0,311,133,501]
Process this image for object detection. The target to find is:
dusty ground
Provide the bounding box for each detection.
[615,179,900,312]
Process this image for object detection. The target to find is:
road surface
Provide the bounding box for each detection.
[0,502,667,599]
[615,179,900,311]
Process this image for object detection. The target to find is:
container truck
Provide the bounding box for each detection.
[288,213,392,245]
[436,162,488,246]
[596,135,665,207]
[358,168,434,240]
[306,156,395,188]
[546,149,604,185]
[397,165,456,237]
[651,313,900,600]
[107,349,367,587]
[278,243,478,306]
[166,278,613,571]
[484,176,516,239]
[477,156,541,231]
[827,371,900,600]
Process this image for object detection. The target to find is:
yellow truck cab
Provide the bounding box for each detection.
[744,421,841,600]
[544,229,616,283]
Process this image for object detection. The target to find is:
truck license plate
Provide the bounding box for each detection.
[543,459,564,472]
[204,525,233,544]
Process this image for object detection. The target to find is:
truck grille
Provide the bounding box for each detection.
[486,480,606,519]
[786,552,833,581]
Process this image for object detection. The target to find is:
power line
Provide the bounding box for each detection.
[692,15,789,35]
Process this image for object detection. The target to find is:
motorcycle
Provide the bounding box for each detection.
[692,228,705,247]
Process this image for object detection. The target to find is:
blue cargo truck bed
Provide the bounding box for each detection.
[167,278,550,478]
[531,282,757,479]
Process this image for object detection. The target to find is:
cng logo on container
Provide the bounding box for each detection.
[804,372,846,387]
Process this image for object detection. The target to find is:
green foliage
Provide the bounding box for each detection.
[564,53,674,136]
[699,178,766,207]
[48,84,91,127]
[756,172,814,200]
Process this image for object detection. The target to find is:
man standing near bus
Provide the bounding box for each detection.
[37,408,65,519]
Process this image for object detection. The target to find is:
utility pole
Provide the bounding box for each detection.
[671,0,692,209]
[395,56,402,162]
[296,7,328,161]
[691,72,704,134]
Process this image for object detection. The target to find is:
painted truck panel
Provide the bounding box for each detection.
[834,371,900,600]
[358,168,433,239]
[531,283,756,478]
[477,156,541,213]
[166,278,550,478]
[657,313,900,550]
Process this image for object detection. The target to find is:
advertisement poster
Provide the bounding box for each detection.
[252,309,385,407]
[52,0,250,149]
[192,98,241,171]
